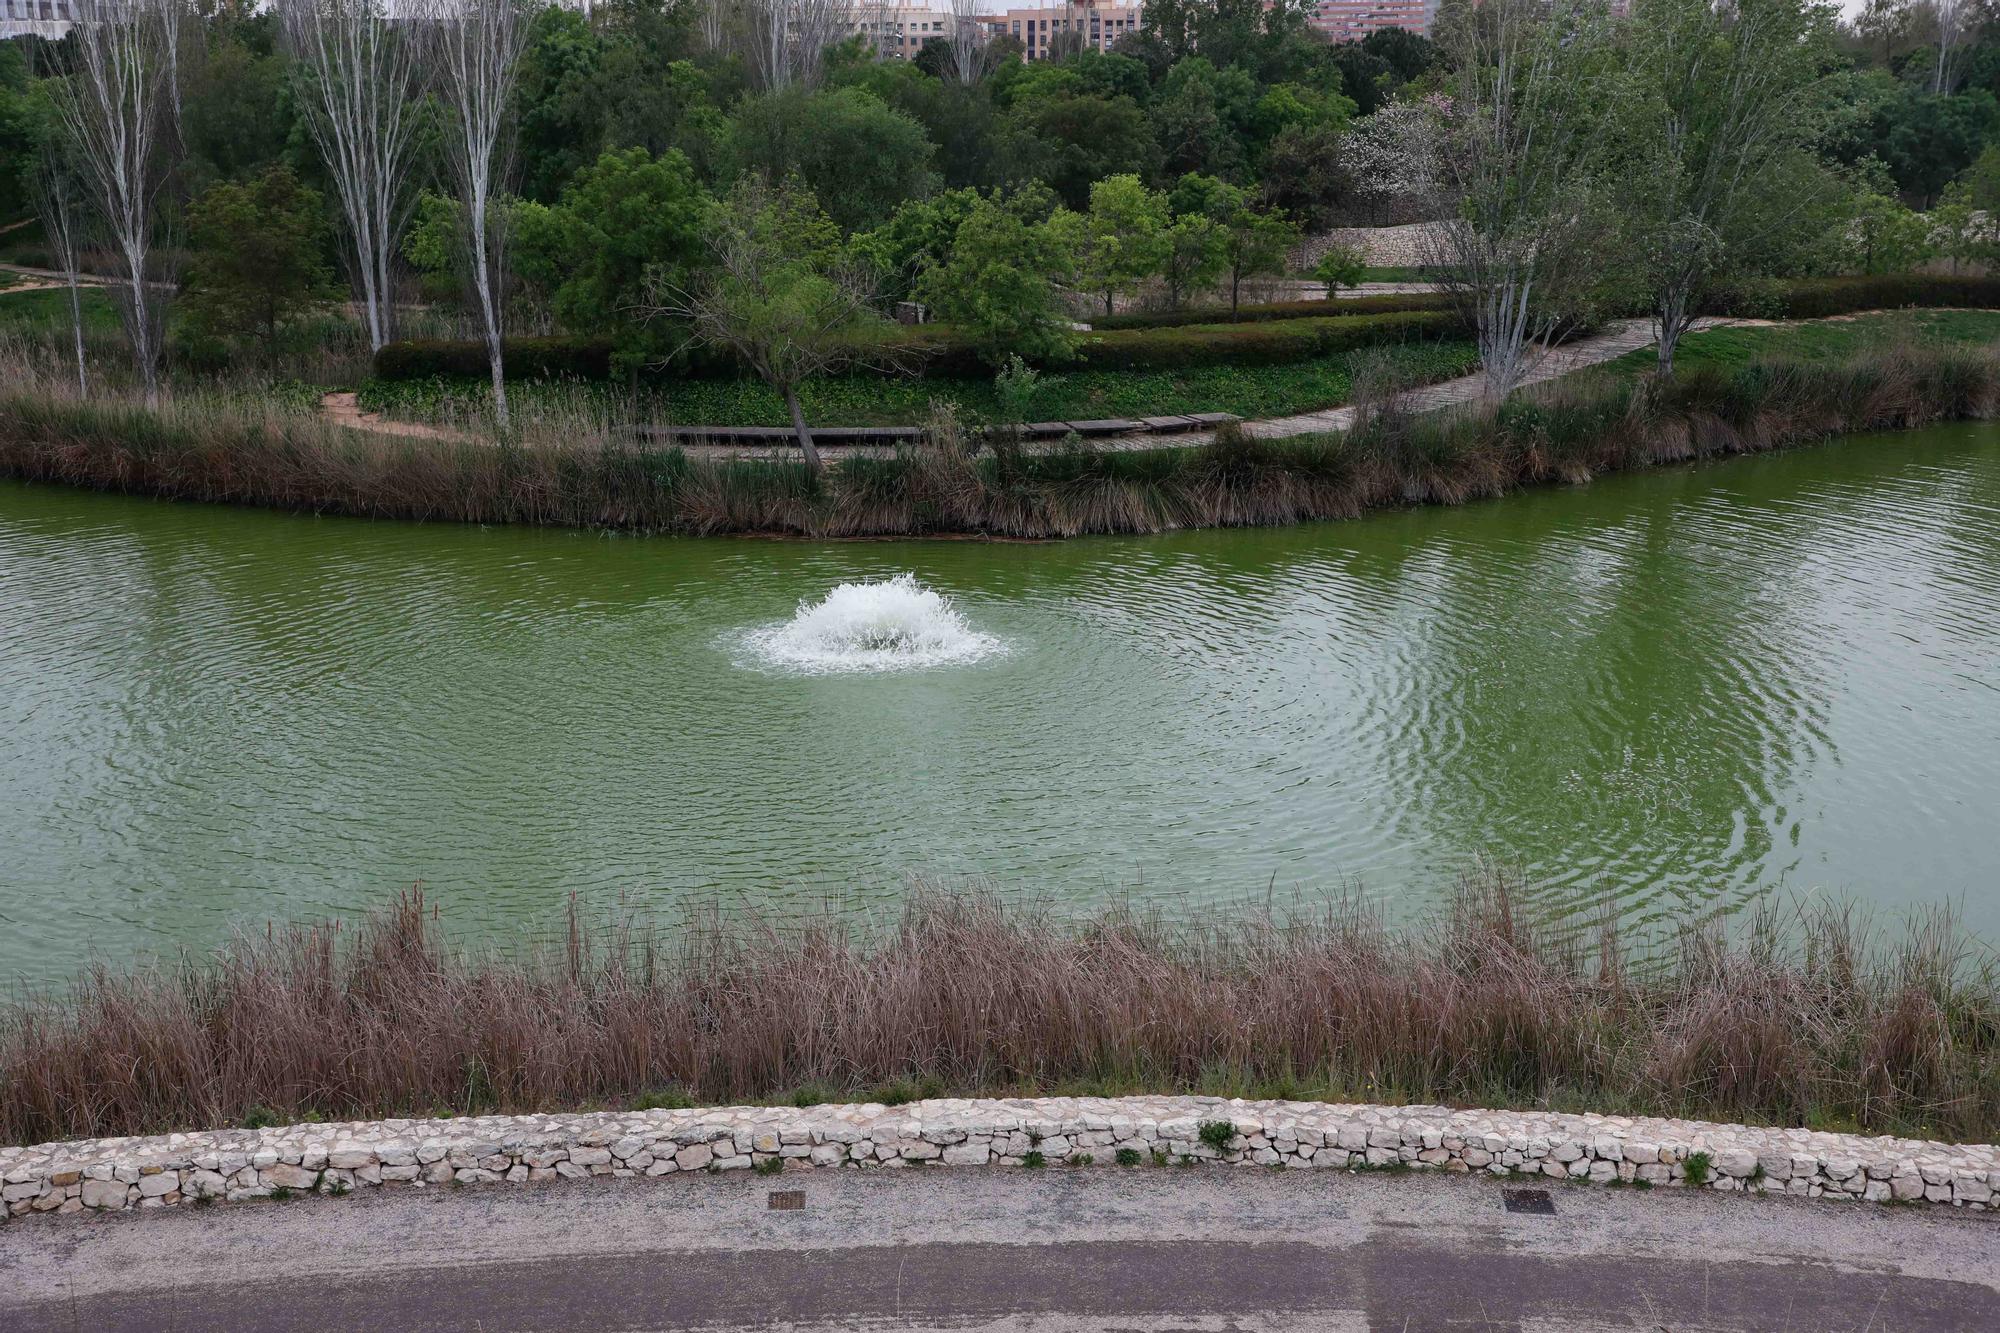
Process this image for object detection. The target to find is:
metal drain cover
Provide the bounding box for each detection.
[768,1190,805,1211]
[1502,1188,1556,1215]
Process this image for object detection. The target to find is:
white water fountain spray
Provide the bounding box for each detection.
[743,574,1004,673]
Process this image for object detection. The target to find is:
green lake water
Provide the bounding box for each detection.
[5,422,1999,980]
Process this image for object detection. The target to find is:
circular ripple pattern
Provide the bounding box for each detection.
[3,422,1999,979]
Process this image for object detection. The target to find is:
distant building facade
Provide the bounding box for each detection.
[1304,0,1440,43]
[2,0,79,40]
[996,1,1143,61]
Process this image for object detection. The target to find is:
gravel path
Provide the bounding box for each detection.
[3,1167,1992,1331]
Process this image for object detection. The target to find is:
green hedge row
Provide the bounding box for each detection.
[1089,291,1451,331]
[373,309,1468,384]
[1698,275,2000,320]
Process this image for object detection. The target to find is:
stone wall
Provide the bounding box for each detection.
[1295,222,1444,270]
[4,1096,1994,1222]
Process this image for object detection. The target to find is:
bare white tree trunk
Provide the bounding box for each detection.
[426,0,529,432]
[283,0,424,353]
[30,157,90,397]
[1421,0,1609,401]
[744,0,846,91]
[947,0,990,85]
[1931,0,1967,94]
[53,0,183,409]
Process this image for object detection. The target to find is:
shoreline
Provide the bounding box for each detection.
[5,1094,1995,1223]
[2,324,1996,541]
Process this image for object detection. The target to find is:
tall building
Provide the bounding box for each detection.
[1,0,80,40]
[1305,0,1440,43]
[993,1,1144,62]
[849,2,967,60]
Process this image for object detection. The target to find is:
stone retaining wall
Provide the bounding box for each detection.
[4,1096,1995,1222]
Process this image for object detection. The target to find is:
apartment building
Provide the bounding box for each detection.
[997,1,1143,61]
[1,0,79,39]
[1304,0,1439,43]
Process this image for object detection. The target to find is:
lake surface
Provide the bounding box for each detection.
[5,422,2000,980]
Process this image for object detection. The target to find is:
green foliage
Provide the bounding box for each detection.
[1114,1147,1143,1167]
[1846,188,1938,274]
[853,188,983,304]
[915,189,1079,365]
[1074,174,1171,317]
[1682,1151,1711,1186]
[727,87,938,234]
[753,1156,784,1176]
[1312,242,1368,295]
[183,167,339,346]
[1197,1119,1236,1151]
[515,146,709,372]
[632,1087,693,1112]
[997,92,1160,210]
[1020,1150,1046,1168]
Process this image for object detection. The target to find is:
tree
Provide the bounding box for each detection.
[1174,173,1298,312]
[1159,209,1226,308]
[30,142,91,396]
[1312,240,1367,296]
[183,165,339,345]
[1849,183,1938,271]
[512,4,606,202]
[727,86,937,233]
[1617,0,1837,378]
[854,186,984,303]
[283,0,425,354]
[742,0,847,93]
[997,92,1159,209]
[1076,174,1170,317]
[1149,56,1258,179]
[52,0,187,407]
[915,188,1078,365]
[652,179,910,473]
[426,0,529,430]
[521,145,709,372]
[1394,0,1615,398]
[943,0,992,87]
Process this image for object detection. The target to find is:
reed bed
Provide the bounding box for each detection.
[3,881,1995,1147]
[0,335,1996,539]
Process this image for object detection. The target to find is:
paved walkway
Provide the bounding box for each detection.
[3,1167,1992,1331]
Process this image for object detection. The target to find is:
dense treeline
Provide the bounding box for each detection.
[2,0,1999,460]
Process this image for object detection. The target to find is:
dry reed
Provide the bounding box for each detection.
[3,880,1994,1148]
[0,336,1994,539]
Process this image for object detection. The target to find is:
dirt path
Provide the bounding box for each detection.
[317,390,470,443]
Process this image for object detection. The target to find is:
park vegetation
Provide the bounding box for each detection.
[2,875,1995,1146]
[0,0,1996,476]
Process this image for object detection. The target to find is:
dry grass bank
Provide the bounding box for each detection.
[3,882,1995,1147]
[0,336,1995,539]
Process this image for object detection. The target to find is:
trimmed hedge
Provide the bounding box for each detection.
[373,309,1468,384]
[1090,291,1452,331]
[374,335,615,383]
[1698,275,2000,321]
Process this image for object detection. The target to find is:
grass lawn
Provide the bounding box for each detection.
[0,284,123,335]
[1593,309,2000,381]
[359,338,1482,428]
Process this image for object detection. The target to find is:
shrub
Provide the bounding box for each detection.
[1198,1120,1237,1152]
[1091,291,1451,331]
[372,311,1467,385]
[1683,1152,1712,1186]
[1701,275,2000,321]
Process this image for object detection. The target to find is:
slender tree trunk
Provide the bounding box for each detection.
[1655,286,1692,382]
[1230,268,1241,314]
[67,276,88,396]
[783,383,823,475]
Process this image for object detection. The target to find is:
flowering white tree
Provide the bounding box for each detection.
[426,0,530,429]
[283,0,426,353]
[52,0,186,407]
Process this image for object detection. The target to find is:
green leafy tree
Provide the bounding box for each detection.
[1312,240,1367,295]
[727,87,938,233]
[1172,173,1298,311]
[997,93,1160,209]
[1848,186,1938,272]
[1614,0,1838,377]
[1076,174,1170,317]
[514,4,608,202]
[854,187,984,303]
[518,146,710,373]
[1159,210,1227,308]
[915,188,1079,364]
[1150,57,1259,179]
[653,178,909,473]
[183,166,339,346]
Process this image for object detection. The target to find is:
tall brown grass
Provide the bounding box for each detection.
[3,881,1994,1148]
[0,335,1996,539]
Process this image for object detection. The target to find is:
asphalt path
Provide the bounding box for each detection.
[2,1165,1994,1331]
